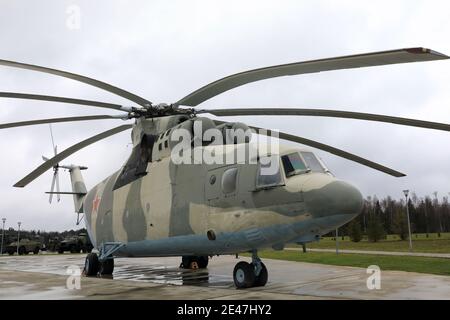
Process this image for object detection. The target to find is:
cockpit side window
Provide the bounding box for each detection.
[256,156,283,189]
[281,153,309,177]
[300,151,325,173]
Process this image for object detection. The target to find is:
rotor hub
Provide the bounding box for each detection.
[126,102,195,119]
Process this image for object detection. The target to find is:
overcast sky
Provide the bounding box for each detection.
[0,0,449,231]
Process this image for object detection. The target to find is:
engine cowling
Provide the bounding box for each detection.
[216,122,252,144]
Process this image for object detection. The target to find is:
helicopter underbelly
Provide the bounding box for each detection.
[112,213,352,257]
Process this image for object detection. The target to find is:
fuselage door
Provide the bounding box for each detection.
[205,165,239,201]
[205,165,240,236]
[205,167,224,201]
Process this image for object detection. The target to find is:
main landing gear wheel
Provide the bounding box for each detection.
[233,251,268,289]
[99,258,114,275]
[233,261,255,289]
[84,252,99,276]
[180,256,209,269]
[253,262,268,287]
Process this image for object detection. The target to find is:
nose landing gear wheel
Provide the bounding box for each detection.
[233,261,255,289]
[233,251,269,289]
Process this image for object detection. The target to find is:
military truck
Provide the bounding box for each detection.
[44,237,61,252]
[6,239,41,255]
[56,233,93,254]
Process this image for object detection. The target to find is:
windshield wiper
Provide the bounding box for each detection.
[286,168,311,177]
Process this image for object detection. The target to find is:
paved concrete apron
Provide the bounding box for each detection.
[0,254,449,299]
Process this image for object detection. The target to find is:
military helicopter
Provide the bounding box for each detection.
[0,47,449,288]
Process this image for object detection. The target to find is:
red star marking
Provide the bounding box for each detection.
[92,195,101,213]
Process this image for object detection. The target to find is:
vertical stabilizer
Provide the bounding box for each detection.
[69,166,88,213]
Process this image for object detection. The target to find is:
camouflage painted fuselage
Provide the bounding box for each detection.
[81,142,363,258]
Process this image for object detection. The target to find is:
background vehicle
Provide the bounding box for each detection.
[6,239,41,255]
[56,233,93,254]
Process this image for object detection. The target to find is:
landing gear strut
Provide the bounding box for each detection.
[233,251,268,289]
[84,242,123,276]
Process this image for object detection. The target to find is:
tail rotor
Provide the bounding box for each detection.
[46,125,61,203]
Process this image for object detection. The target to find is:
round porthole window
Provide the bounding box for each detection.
[209,175,216,185]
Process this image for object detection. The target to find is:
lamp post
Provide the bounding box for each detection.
[1,218,5,255]
[403,190,413,252]
[16,222,21,255]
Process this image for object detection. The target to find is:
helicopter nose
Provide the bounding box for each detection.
[331,181,364,215]
[303,179,364,217]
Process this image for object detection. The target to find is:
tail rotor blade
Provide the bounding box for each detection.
[49,172,57,203]
[14,124,132,188]
[55,171,61,203]
[49,124,56,152]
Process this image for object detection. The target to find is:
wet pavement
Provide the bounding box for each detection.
[0,253,449,299]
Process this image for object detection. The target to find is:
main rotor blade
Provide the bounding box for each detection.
[200,108,450,132]
[0,60,152,107]
[0,92,129,111]
[177,48,448,106]
[0,115,127,129]
[14,124,132,188]
[247,124,406,177]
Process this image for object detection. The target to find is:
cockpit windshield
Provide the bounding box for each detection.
[281,153,309,177]
[300,151,326,173]
[281,151,327,177]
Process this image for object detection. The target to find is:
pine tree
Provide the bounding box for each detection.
[347,219,363,242]
[392,209,409,240]
[367,214,386,242]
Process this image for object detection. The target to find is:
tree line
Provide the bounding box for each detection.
[342,193,450,242]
